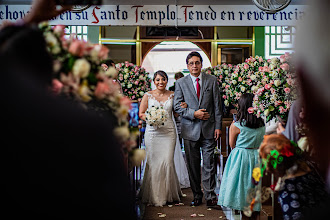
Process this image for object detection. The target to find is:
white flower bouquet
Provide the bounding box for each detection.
[145,106,168,128]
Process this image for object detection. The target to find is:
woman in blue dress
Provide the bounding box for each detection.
[218,93,265,218]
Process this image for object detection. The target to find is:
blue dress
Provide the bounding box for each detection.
[218,121,265,211]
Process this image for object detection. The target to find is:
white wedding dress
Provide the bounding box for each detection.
[139,92,190,206]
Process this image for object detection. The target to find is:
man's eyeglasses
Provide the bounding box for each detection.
[187,61,201,66]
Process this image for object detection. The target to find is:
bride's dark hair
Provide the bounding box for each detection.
[153,70,168,82]
[237,93,264,128]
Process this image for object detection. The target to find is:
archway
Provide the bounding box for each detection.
[141,41,212,89]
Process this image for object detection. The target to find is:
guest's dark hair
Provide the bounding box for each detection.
[237,93,264,128]
[102,59,115,67]
[174,72,184,80]
[153,70,168,81]
[186,51,203,64]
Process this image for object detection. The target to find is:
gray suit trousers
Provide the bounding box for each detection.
[184,132,217,201]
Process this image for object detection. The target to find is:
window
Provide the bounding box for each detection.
[64,26,88,41]
[265,26,295,58]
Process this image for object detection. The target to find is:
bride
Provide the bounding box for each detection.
[138,70,190,206]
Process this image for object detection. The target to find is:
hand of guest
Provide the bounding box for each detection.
[299,107,305,119]
[214,129,221,141]
[138,120,143,129]
[194,109,210,120]
[180,102,188,108]
[24,0,72,25]
[276,122,285,134]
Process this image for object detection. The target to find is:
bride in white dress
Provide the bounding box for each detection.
[138,70,189,206]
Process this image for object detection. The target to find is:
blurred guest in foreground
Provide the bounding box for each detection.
[293,0,330,217]
[294,0,330,190]
[0,0,136,219]
[259,134,329,219]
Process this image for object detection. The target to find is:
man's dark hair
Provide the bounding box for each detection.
[153,70,168,82]
[174,72,184,80]
[103,59,115,67]
[186,51,203,64]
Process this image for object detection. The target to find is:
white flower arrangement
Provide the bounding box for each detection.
[145,106,168,128]
[202,63,234,98]
[251,53,297,122]
[202,63,235,111]
[116,61,152,101]
[221,54,297,122]
[225,56,267,107]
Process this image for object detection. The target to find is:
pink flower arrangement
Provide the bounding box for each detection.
[216,53,297,122]
[225,55,267,107]
[252,53,297,122]
[116,61,152,102]
[40,22,138,154]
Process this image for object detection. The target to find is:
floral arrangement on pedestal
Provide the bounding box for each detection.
[116,61,152,102]
[222,54,297,122]
[224,56,268,107]
[202,63,234,102]
[251,53,297,122]
[39,22,138,154]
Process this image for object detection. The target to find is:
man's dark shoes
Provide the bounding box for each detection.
[206,198,222,210]
[190,198,202,206]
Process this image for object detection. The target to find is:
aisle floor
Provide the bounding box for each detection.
[137,187,271,220]
[134,148,271,220]
[138,188,232,220]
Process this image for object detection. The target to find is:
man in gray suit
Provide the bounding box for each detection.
[174,51,222,209]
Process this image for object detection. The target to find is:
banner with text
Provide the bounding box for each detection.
[0,5,307,26]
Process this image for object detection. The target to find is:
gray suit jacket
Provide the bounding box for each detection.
[174,72,222,141]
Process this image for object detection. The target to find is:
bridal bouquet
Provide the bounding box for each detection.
[145,106,168,128]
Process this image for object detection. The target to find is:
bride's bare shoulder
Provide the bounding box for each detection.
[167,90,175,97]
